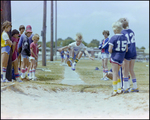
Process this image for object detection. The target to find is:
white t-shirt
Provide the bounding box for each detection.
[2,31,10,45]
[69,42,87,55]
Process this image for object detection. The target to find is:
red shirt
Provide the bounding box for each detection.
[30,42,37,57]
[12,36,19,52]
[101,39,105,53]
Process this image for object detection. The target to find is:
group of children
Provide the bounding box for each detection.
[59,48,70,66]
[99,18,139,96]
[58,18,138,97]
[1,20,41,83]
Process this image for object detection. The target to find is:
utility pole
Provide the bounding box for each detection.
[55,1,57,60]
[50,1,53,61]
[42,1,47,66]
[1,1,12,81]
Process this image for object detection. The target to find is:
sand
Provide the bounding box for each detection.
[1,82,149,119]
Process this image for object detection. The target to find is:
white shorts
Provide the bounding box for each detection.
[101,53,109,59]
[29,56,37,62]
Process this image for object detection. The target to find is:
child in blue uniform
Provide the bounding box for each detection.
[60,50,65,65]
[99,30,110,81]
[108,21,128,96]
[118,18,139,93]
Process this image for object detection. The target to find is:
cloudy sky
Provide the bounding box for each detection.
[11,1,149,49]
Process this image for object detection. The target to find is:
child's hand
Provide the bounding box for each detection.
[7,40,12,46]
[89,56,94,60]
[58,49,62,52]
[38,44,41,48]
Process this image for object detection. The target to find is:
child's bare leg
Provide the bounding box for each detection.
[1,53,9,80]
[129,60,137,89]
[31,59,36,80]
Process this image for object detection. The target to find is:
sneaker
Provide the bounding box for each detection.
[111,91,117,97]
[130,88,139,92]
[101,78,104,80]
[67,60,72,67]
[32,77,37,81]
[103,77,109,81]
[16,78,23,83]
[95,67,99,70]
[72,62,76,71]
[1,79,10,83]
[117,90,123,94]
[123,89,130,93]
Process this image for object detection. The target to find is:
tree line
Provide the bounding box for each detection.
[38,37,146,50]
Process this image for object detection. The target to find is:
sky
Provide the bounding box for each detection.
[11,1,149,49]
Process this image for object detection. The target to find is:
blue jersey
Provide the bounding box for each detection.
[109,34,128,63]
[121,29,137,59]
[60,50,64,55]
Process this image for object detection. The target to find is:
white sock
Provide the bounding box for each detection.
[128,79,130,88]
[123,78,129,90]
[2,67,6,80]
[32,69,35,78]
[132,79,137,89]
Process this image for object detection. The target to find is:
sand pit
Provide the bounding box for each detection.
[1,83,149,119]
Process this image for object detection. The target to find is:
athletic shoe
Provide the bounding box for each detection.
[111,91,117,97]
[123,89,130,93]
[32,77,37,81]
[16,78,23,83]
[67,60,72,67]
[72,62,76,71]
[117,90,123,94]
[103,77,109,81]
[1,79,10,83]
[101,78,104,80]
[130,88,139,92]
[95,67,99,70]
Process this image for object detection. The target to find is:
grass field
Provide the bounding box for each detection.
[30,59,149,93]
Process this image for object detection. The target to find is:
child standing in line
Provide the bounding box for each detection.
[118,18,139,93]
[58,33,94,71]
[18,25,25,74]
[11,29,23,82]
[108,21,128,96]
[18,25,33,80]
[29,34,39,81]
[99,30,110,81]
[1,20,12,82]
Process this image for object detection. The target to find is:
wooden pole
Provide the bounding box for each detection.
[42,1,47,66]
[55,1,57,60]
[1,1,12,81]
[50,1,53,61]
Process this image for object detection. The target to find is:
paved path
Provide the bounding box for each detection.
[60,66,86,85]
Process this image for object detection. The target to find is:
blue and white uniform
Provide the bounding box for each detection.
[109,34,128,66]
[121,29,137,60]
[60,50,64,59]
[69,42,87,60]
[99,38,109,59]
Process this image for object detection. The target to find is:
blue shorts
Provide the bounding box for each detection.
[67,55,69,58]
[73,52,77,60]
[21,54,29,59]
[61,55,64,59]
[1,46,11,55]
[125,56,136,61]
[110,58,123,66]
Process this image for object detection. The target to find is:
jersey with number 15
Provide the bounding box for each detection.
[109,34,128,62]
[121,29,137,59]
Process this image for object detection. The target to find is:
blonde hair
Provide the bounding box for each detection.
[112,21,123,32]
[118,18,129,29]
[75,33,83,41]
[102,30,110,36]
[2,20,12,30]
[32,33,40,40]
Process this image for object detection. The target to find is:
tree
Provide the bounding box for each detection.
[57,38,63,47]
[82,40,88,46]
[90,39,99,47]
[62,37,75,46]
[136,47,139,49]
[46,41,55,48]
[141,46,146,49]
[87,43,97,47]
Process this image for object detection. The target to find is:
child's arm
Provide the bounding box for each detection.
[12,41,17,54]
[108,44,113,53]
[58,45,71,52]
[6,40,12,46]
[84,49,94,60]
[30,47,38,59]
[126,45,128,52]
[37,44,41,48]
